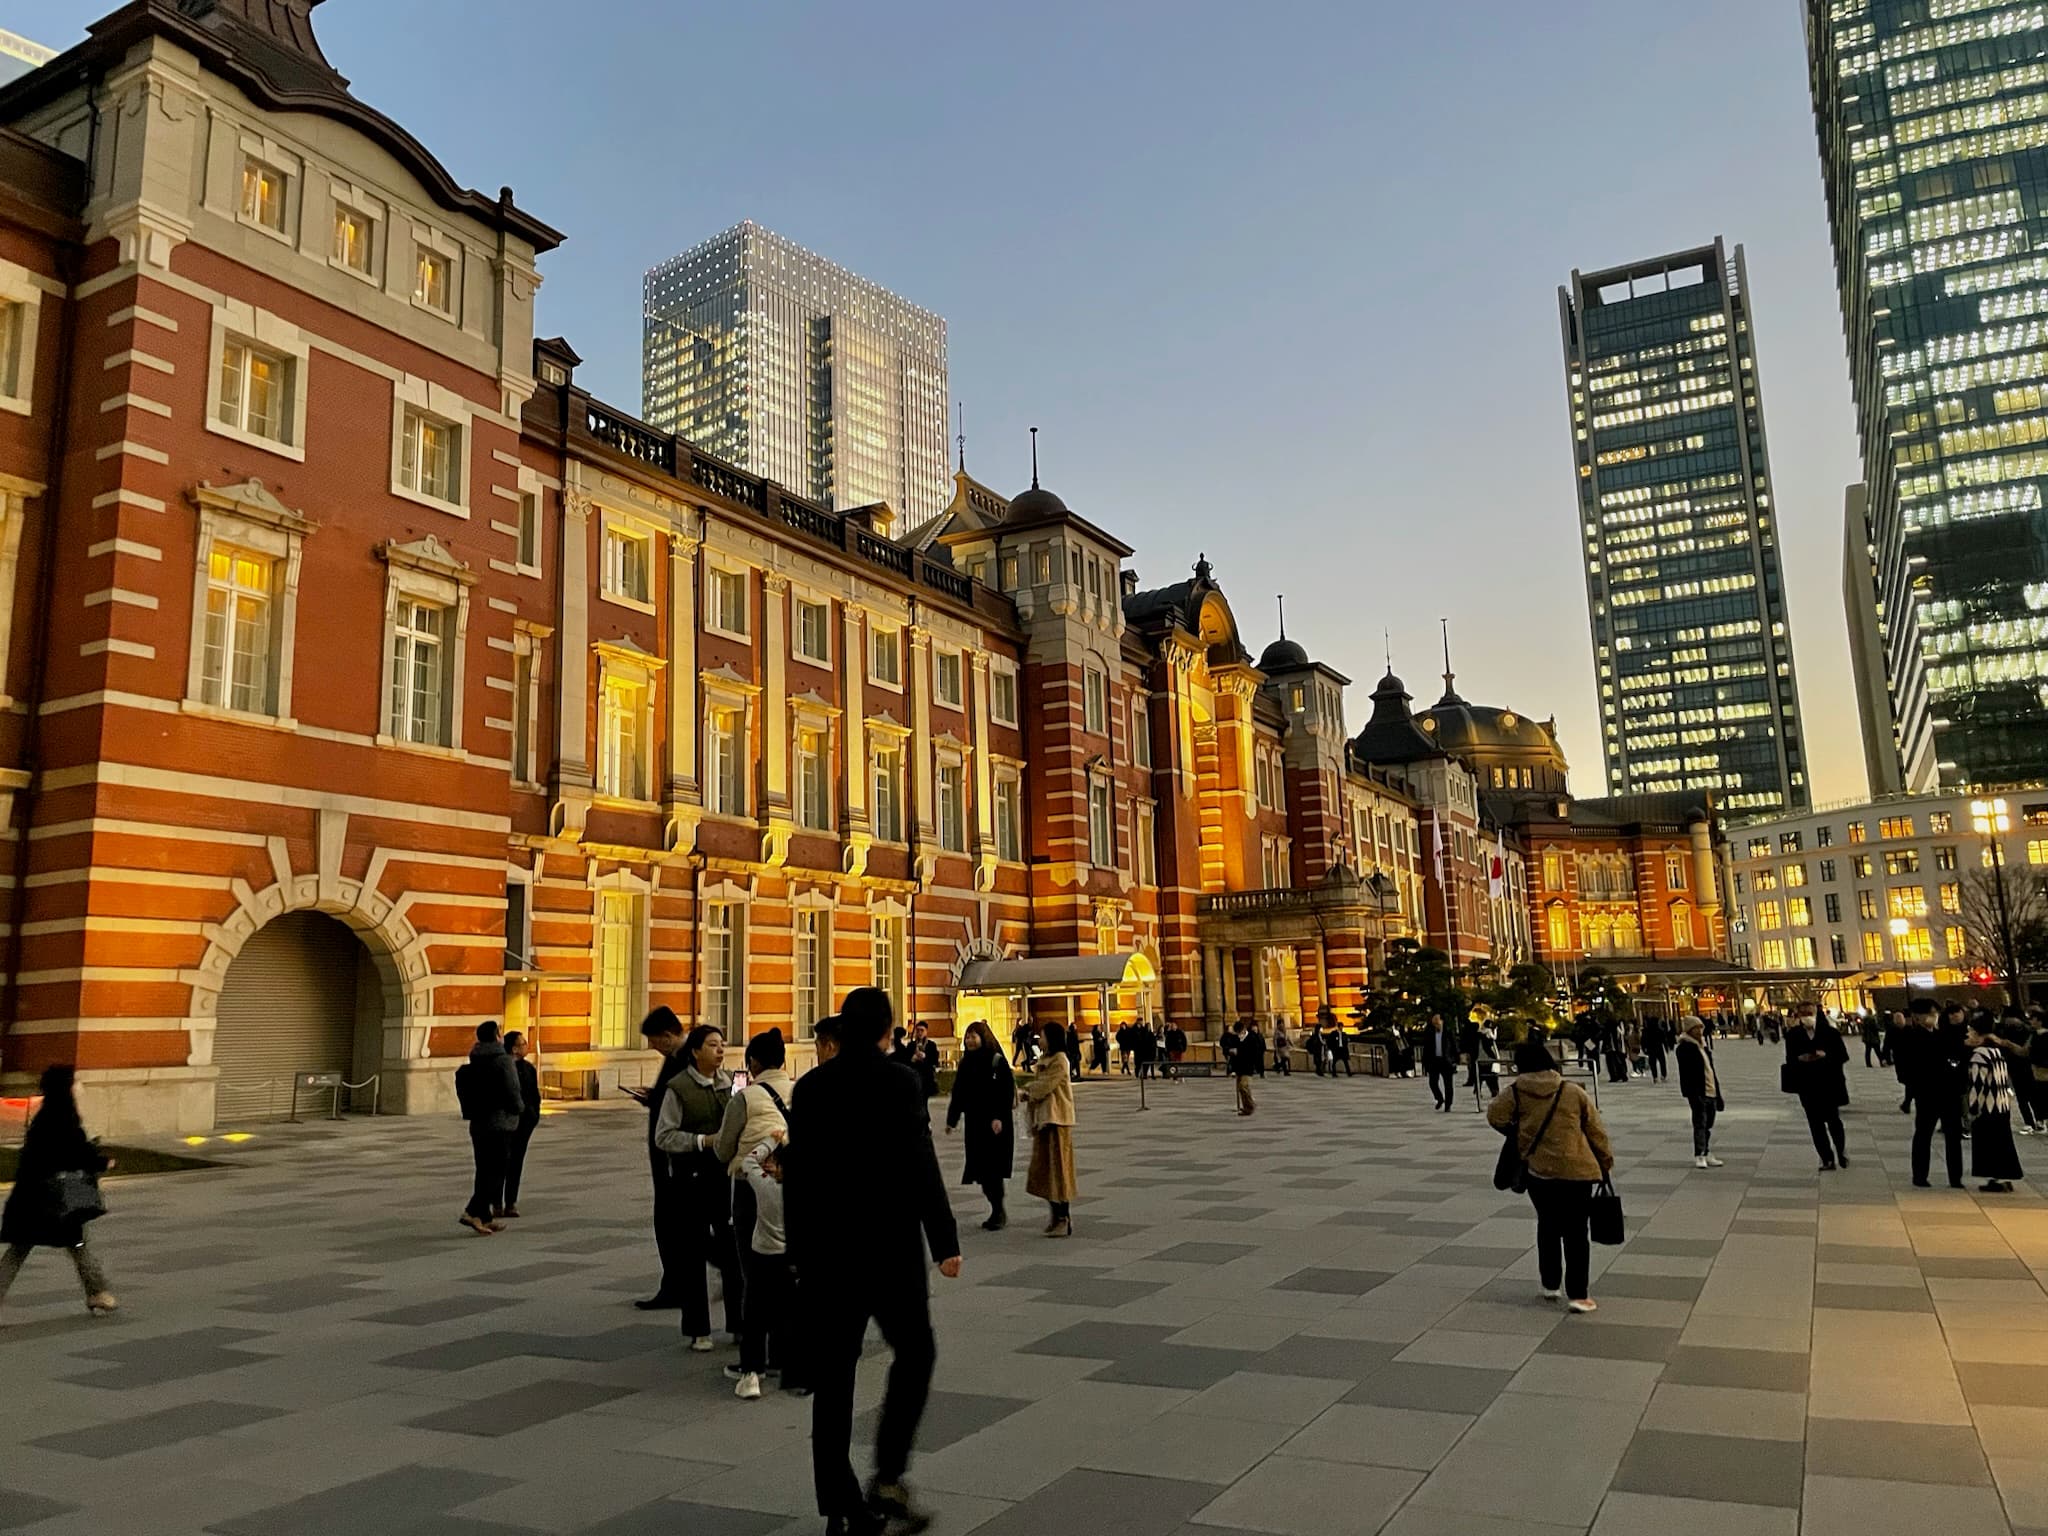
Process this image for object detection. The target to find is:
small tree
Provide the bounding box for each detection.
[1958,866,2048,1004]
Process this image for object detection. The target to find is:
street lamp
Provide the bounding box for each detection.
[1970,797,2023,1006]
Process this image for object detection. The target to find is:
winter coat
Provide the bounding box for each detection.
[709,1067,792,1178]
[465,1038,524,1134]
[1486,1071,1613,1183]
[1970,1044,2017,1118]
[946,1044,1016,1185]
[652,1067,732,1169]
[1784,1020,1849,1106]
[0,1106,107,1249]
[1024,1050,1076,1130]
[1675,1035,1721,1106]
[1233,1032,1266,1077]
[514,1057,541,1132]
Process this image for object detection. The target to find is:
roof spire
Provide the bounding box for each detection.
[1277,593,1287,641]
[1440,617,1461,703]
[1384,629,1392,672]
[1029,426,1039,489]
[956,401,965,473]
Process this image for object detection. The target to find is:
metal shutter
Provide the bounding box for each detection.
[213,911,363,1125]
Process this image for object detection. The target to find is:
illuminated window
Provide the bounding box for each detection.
[1671,902,1693,947]
[1084,665,1108,734]
[1884,849,1920,876]
[994,773,1022,862]
[1089,777,1114,867]
[332,203,375,275]
[1887,885,1927,919]
[1879,815,1916,839]
[1758,900,1783,930]
[199,546,277,714]
[593,891,644,1049]
[794,599,830,664]
[1791,936,1817,968]
[398,408,461,503]
[1847,822,1866,844]
[702,902,744,1035]
[796,726,830,831]
[872,744,903,841]
[604,524,654,608]
[216,339,293,445]
[705,705,744,815]
[991,664,1018,726]
[2029,839,2048,865]
[792,909,827,1037]
[1788,897,1812,926]
[706,564,747,635]
[1853,854,1873,878]
[1929,812,1953,834]
[1785,863,1808,888]
[388,599,449,745]
[1945,925,1968,958]
[1940,881,1961,912]
[871,914,905,1019]
[1761,940,1788,969]
[1861,930,1885,963]
[869,625,902,687]
[1858,889,1878,921]
[239,157,287,232]
[1135,804,1157,886]
[936,760,966,852]
[596,674,650,801]
[1895,927,1934,964]
[414,244,452,313]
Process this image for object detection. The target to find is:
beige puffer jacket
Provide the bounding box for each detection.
[1486,1071,1614,1182]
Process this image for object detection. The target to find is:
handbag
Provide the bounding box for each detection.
[1493,1082,1564,1194]
[1589,1174,1624,1246]
[48,1169,106,1224]
[1778,1062,1798,1095]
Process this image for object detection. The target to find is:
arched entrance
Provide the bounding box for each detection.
[212,910,382,1124]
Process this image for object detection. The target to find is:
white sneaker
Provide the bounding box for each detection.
[1567,1298,1598,1314]
[688,1336,714,1353]
[1705,1156,1725,1167]
[1540,1287,1562,1302]
[734,1371,763,1400]
[1694,1156,1711,1169]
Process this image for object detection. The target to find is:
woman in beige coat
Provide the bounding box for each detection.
[1487,1039,1614,1312]
[1025,1022,1078,1237]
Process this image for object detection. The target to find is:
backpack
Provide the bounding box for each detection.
[454,1060,479,1121]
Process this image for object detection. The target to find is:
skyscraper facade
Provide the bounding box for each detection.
[1559,240,1811,815]
[1806,3,2048,791]
[642,222,950,527]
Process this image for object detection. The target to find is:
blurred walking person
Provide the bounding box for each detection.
[498,1030,542,1219]
[1968,1018,2025,1193]
[0,1066,117,1315]
[1783,1002,1851,1172]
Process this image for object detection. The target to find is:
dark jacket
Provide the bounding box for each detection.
[1675,1035,1721,1105]
[1896,1020,1969,1098]
[513,1057,541,1131]
[946,1044,1016,1186]
[1420,1025,1456,1065]
[786,1045,959,1288]
[1784,1020,1849,1106]
[905,1039,940,1100]
[466,1038,523,1134]
[1233,1031,1266,1076]
[645,1048,686,1172]
[0,1105,107,1248]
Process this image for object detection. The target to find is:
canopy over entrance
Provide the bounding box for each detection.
[955,951,1156,998]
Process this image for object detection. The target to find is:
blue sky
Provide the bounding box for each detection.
[27,0,1869,801]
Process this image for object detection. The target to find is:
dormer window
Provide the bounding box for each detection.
[240,157,288,234]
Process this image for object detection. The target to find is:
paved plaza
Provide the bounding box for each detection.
[1,1044,2045,1536]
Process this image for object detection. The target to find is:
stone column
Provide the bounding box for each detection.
[763,572,789,809]
[666,522,700,803]
[910,625,935,841]
[843,605,867,823]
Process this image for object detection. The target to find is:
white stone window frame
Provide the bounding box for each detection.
[326,175,386,286]
[593,640,665,808]
[702,553,752,641]
[234,132,301,246]
[700,666,760,822]
[991,758,1026,866]
[791,589,832,667]
[508,623,546,789]
[699,878,753,1038]
[206,299,311,463]
[790,695,840,834]
[505,464,544,577]
[1132,692,1153,767]
[932,644,965,711]
[376,535,475,755]
[934,740,970,854]
[1134,798,1158,887]
[409,219,462,321]
[590,867,654,1052]
[867,715,912,844]
[389,374,474,517]
[789,894,834,1038]
[502,863,535,973]
[989,657,1019,727]
[0,472,39,707]
[183,479,316,728]
[0,258,47,418]
[599,507,658,615]
[868,618,905,692]
[1086,762,1116,871]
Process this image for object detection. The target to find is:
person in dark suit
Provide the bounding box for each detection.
[1896,999,1966,1188]
[1421,1013,1458,1111]
[903,1022,941,1101]
[1784,1003,1851,1171]
[626,1007,689,1309]
[786,986,961,1536]
[499,1030,542,1218]
[458,1021,523,1236]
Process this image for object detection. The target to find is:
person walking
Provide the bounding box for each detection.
[1487,1041,1613,1313]
[1306,1021,1327,1077]
[1025,1022,1079,1237]
[1115,1024,1132,1075]
[1784,1002,1851,1172]
[1011,1021,1039,1070]
[499,1030,542,1219]
[653,1025,744,1352]
[1675,1015,1724,1169]
[901,1023,941,1102]
[946,1021,1016,1230]
[1061,1019,1083,1083]
[1271,1019,1293,1076]
[1421,1014,1457,1111]
[1860,1012,1884,1069]
[1897,999,1966,1188]
[784,986,960,1536]
[1164,1022,1187,1080]
[1233,1023,1264,1116]
[1089,1023,1110,1076]
[1470,1022,1502,1103]
[1967,1018,2025,1193]
[1217,1020,1241,1077]
[708,1030,795,1400]
[0,1066,117,1315]
[628,1008,691,1309]
[1327,1011,1354,1077]
[456,1021,523,1235]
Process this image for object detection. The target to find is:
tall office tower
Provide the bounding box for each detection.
[1807,4,2048,791]
[1843,483,1905,796]
[642,221,950,527]
[0,30,54,85]
[1559,240,1811,815]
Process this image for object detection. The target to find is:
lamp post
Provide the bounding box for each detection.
[1970,797,2023,1006]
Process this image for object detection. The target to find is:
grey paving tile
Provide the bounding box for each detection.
[29,1399,280,1458]
[1091,1344,1250,1389]
[1429,1246,1528,1270]
[1804,1417,1991,1484]
[1918,1255,2035,1280]
[1955,1360,2048,1406]
[1343,1361,1513,1415]
[1609,1428,1804,1507]
[0,1489,77,1531]
[210,1465,517,1536]
[1595,1270,1706,1302]
[1182,1371,1350,1426]
[986,1263,1111,1292]
[1589,1491,1796,1536]
[70,1327,274,1388]
[854,1389,1029,1454]
[1662,1346,1809,1393]
[223,1274,380,1314]
[1815,1244,1913,1265]
[466,1262,590,1285]
[1799,1475,2013,1536]
[1149,1243,1257,1266]
[1248,1336,1397,1382]
[360,1296,488,1326]
[1627,1237,1728,1257]
[577,1503,787,1536]
[1811,1283,1933,1313]
[402,1378,633,1436]
[1535,1323,1679,1363]
[1279,1402,1474,1471]
[1193,1457,1422,1535]
[974,1468,1215,1536]
[1082,1412,1298,1485]
[1018,1322,1179,1360]
[1272,1267,1393,1296]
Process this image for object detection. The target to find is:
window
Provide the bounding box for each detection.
[994,774,1022,862]
[216,338,293,445]
[593,891,644,1049]
[2030,839,2048,866]
[599,524,653,608]
[1755,867,1778,892]
[1830,934,1847,966]
[1880,815,1916,840]
[873,744,904,841]
[935,650,963,709]
[796,726,831,831]
[198,546,276,714]
[1817,825,1834,848]
[991,664,1018,726]
[0,294,24,405]
[1758,900,1783,930]
[1254,751,1272,811]
[1084,665,1107,734]
[597,673,650,801]
[1000,552,1019,590]
[794,599,830,664]
[1824,892,1841,923]
[1734,873,1746,895]
[703,902,744,1035]
[1542,850,1565,890]
[1929,812,1953,834]
[936,760,966,852]
[1262,837,1282,888]
[1858,889,1878,920]
[1780,832,1802,853]
[872,914,905,1020]
[1032,547,1051,584]
[389,599,449,745]
[1934,845,1957,871]
[511,635,536,785]
[1761,940,1787,970]
[1862,930,1885,963]
[1847,822,1867,844]
[1666,855,1687,891]
[1895,927,1934,964]
[1135,804,1156,886]
[1785,863,1808,888]
[1819,858,1837,883]
[1853,854,1873,879]
[1132,698,1152,768]
[706,564,748,635]
[515,490,540,571]
[1547,901,1571,951]
[870,625,902,686]
[240,156,287,232]
[1884,849,1921,876]
[706,705,744,816]
[504,880,530,972]
[1088,778,1114,867]
[1887,885,1928,919]
[332,202,375,275]
[1748,838,1770,860]
[1940,881,1961,912]
[399,408,461,504]
[793,909,827,1037]
[415,243,452,312]
[1788,897,1812,927]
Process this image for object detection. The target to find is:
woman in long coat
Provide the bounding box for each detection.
[946,1021,1016,1230]
[1025,1022,1078,1237]
[0,1066,118,1314]
[1967,1018,2024,1193]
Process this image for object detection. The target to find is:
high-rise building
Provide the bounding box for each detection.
[1843,483,1905,796]
[1806,3,2048,791]
[0,29,53,86]
[1559,240,1811,815]
[641,222,950,528]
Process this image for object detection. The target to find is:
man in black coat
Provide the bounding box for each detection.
[904,1022,941,1101]
[1896,999,1966,1188]
[499,1030,543,1218]
[786,986,961,1536]
[458,1021,523,1235]
[625,1007,689,1308]
[1783,1003,1851,1171]
[1420,1013,1458,1111]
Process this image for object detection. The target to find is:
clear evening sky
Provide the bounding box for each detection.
[27,0,1869,804]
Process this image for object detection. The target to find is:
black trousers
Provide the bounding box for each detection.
[1864,1038,1881,1067]
[1426,1061,1455,1106]
[1913,1094,1965,1187]
[650,1161,688,1299]
[979,1177,1006,1218]
[503,1123,537,1206]
[812,1284,936,1517]
[1689,1098,1716,1157]
[1800,1095,1847,1165]
[1527,1178,1593,1301]
[734,1182,790,1377]
[466,1125,508,1220]
[1645,1045,1667,1081]
[676,1165,742,1341]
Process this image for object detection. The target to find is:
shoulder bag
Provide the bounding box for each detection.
[49,1168,106,1224]
[1493,1083,1564,1194]
[1589,1174,1624,1245]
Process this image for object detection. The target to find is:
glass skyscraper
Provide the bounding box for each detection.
[1560,240,1810,815]
[642,222,950,528]
[1807,2,2048,791]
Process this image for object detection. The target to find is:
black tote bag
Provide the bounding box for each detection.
[1588,1174,1624,1246]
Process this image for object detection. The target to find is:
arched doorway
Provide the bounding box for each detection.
[212,910,381,1125]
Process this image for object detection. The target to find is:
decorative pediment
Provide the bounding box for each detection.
[933,729,970,753]
[866,709,912,737]
[595,636,667,670]
[789,689,841,718]
[192,478,318,538]
[380,532,475,584]
[700,662,760,695]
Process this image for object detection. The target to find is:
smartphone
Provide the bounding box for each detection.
[729,1070,751,1092]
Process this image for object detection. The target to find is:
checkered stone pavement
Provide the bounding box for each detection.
[1,1043,2045,1535]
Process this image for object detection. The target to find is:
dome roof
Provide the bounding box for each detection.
[1007,484,1069,520]
[1259,636,1309,671]
[1415,697,1562,758]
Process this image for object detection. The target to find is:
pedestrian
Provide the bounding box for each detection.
[1421,1013,1457,1111]
[2028,1012,2048,1133]
[1998,1013,2040,1136]
[1218,1020,1241,1076]
[1116,1024,1132,1075]
[1967,1019,2025,1193]
[1306,1021,1327,1076]
[653,1024,745,1353]
[499,1030,542,1218]
[784,986,960,1536]
[1271,1018,1293,1076]
[1888,1009,1915,1113]
[1327,1013,1354,1076]
[1134,1021,1159,1083]
[1675,1014,1724,1169]
[946,1020,1016,1231]
[1090,1023,1110,1076]
[902,1022,940,1101]
[1011,1021,1038,1070]
[1471,1022,1501,1102]
[1025,1022,1079,1237]
[1487,1041,1613,1314]
[1233,1022,1264,1116]
[0,1066,118,1316]
[707,1029,794,1401]
[1783,1002,1851,1171]
[1644,1016,1669,1082]
[1860,1012,1883,1069]
[1602,1018,1628,1084]
[628,1008,691,1309]
[455,1020,523,1235]
[1897,999,1967,1189]
[1061,1018,1083,1082]
[1165,1022,1187,1080]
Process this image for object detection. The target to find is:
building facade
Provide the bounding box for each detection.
[1805,3,2048,791]
[641,223,951,530]
[1560,240,1811,815]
